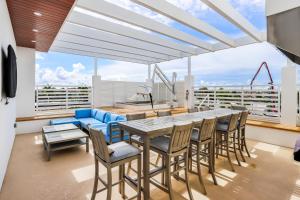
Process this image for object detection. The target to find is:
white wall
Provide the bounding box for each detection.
[93,76,186,107]
[246,125,299,148]
[93,76,148,107]
[0,0,17,191]
[16,47,36,117]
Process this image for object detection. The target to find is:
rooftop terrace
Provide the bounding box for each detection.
[1,0,300,200]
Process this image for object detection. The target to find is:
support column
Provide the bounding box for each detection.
[148,64,151,80]
[184,57,194,109]
[93,57,98,76]
[280,59,297,126]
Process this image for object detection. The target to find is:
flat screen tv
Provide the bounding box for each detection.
[4,45,17,98]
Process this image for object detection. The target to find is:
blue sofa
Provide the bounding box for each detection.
[50,109,127,144]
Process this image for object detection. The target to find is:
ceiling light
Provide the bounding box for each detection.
[32,29,38,32]
[31,40,36,43]
[33,12,42,16]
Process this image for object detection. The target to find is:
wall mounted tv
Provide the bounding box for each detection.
[3,45,17,99]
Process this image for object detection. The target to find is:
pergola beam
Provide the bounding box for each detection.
[132,0,236,47]
[68,11,201,55]
[51,47,150,64]
[201,0,263,42]
[76,0,213,51]
[57,32,174,61]
[62,23,188,58]
[52,40,163,63]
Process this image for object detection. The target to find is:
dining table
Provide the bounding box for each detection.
[118,108,241,200]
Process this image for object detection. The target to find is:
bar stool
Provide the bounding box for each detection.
[89,128,142,200]
[189,118,217,195]
[150,123,194,200]
[215,113,240,171]
[188,107,199,113]
[126,113,146,175]
[154,110,172,166]
[238,111,251,159]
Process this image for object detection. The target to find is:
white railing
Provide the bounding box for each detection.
[194,85,281,123]
[35,85,92,111]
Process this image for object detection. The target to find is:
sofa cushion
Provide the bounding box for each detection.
[91,109,98,118]
[95,110,107,122]
[50,117,80,126]
[111,114,124,121]
[75,109,91,119]
[79,118,105,130]
[104,112,111,123]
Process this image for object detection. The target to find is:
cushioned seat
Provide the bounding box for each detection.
[190,129,200,142]
[79,118,105,129]
[108,142,141,163]
[131,135,143,143]
[49,117,80,126]
[150,136,170,153]
[216,123,229,132]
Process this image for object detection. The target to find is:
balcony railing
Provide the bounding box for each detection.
[194,85,281,123]
[35,85,92,112]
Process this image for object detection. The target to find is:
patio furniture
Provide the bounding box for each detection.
[52,109,126,144]
[75,109,109,130]
[126,113,146,174]
[42,124,89,161]
[216,113,241,171]
[118,109,240,199]
[188,107,199,113]
[89,128,141,200]
[150,123,194,200]
[238,111,251,159]
[91,113,127,144]
[189,117,217,195]
[155,110,173,166]
[157,110,172,117]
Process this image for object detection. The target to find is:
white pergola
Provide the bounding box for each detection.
[50,0,265,65]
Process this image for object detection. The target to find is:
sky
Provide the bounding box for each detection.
[36,0,291,87]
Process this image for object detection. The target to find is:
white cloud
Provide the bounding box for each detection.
[99,61,147,82]
[36,62,92,86]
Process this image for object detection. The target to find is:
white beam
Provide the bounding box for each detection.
[57,32,173,61]
[52,40,163,63]
[132,0,236,47]
[62,22,190,58]
[51,47,150,64]
[76,0,213,51]
[68,11,201,55]
[148,64,151,80]
[201,0,263,42]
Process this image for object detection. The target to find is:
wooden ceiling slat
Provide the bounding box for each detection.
[6,0,75,52]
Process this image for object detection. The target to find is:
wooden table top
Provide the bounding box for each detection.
[42,124,78,133]
[44,129,88,144]
[118,109,240,135]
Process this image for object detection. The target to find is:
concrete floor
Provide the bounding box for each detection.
[0,133,299,200]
